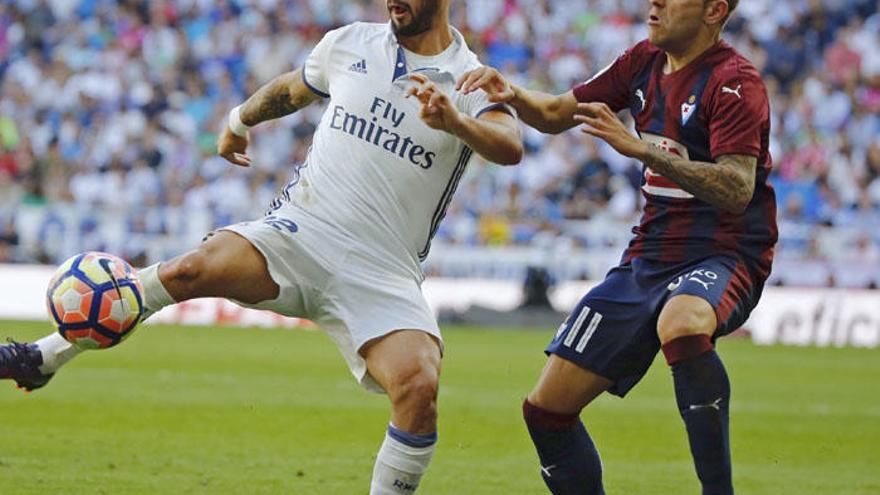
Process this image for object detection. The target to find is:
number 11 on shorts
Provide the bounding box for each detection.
[559,306,604,354]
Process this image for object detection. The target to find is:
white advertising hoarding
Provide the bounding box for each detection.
[1,265,877,348]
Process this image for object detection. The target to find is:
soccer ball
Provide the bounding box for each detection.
[46,252,144,349]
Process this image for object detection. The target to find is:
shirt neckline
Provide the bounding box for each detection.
[386,22,465,68]
[660,40,727,79]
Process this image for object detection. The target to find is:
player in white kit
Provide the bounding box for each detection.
[0,1,522,493]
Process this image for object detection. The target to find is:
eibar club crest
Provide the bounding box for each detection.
[680,94,697,125]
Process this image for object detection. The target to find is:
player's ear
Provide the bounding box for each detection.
[703,0,729,28]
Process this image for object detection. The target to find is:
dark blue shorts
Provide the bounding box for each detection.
[546,255,765,397]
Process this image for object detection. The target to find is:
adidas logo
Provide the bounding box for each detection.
[349,59,367,74]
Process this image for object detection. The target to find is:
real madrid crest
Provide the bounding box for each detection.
[680,94,697,125]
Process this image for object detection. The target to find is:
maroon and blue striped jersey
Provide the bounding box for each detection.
[573,40,777,279]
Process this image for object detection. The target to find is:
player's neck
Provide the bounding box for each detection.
[396,21,454,55]
[664,32,720,73]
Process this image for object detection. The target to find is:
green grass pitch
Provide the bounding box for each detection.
[1,320,879,494]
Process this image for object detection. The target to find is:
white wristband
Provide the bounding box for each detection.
[228,105,251,137]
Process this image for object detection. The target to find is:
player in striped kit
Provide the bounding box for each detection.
[458,0,776,493]
[1,1,522,493]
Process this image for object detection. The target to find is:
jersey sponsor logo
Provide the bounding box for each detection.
[348,59,367,74]
[680,94,697,125]
[667,268,718,291]
[721,84,742,99]
[635,88,647,113]
[639,133,694,199]
[562,305,603,353]
[328,97,437,169]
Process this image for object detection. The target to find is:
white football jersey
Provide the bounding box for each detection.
[273,22,504,280]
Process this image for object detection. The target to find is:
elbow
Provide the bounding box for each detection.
[497,142,524,166]
[509,142,525,165]
[523,113,567,135]
[531,122,554,134]
[535,121,567,135]
[726,189,754,214]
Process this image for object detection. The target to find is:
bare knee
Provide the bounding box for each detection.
[160,246,212,289]
[164,248,209,283]
[158,245,227,301]
[657,295,717,345]
[386,364,439,430]
[527,355,612,415]
[158,232,278,303]
[362,330,442,433]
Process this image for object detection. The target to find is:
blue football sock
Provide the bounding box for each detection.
[523,399,604,495]
[663,335,733,495]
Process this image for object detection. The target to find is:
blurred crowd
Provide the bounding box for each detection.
[1,0,879,286]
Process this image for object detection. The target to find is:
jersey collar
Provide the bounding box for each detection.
[386,22,466,81]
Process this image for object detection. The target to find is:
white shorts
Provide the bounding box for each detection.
[220,207,441,394]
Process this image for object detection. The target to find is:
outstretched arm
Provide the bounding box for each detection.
[575,102,756,213]
[218,68,321,166]
[509,86,579,135]
[457,66,579,135]
[408,74,523,165]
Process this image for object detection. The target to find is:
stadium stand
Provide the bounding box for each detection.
[0,0,878,287]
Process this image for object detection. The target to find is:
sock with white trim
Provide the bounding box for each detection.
[35,332,82,374]
[138,263,176,321]
[369,424,437,494]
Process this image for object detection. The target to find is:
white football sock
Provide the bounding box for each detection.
[370,425,436,494]
[138,263,176,321]
[35,332,82,374]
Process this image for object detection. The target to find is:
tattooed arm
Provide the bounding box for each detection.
[218,68,321,166]
[238,68,320,125]
[574,102,757,213]
[642,149,756,213]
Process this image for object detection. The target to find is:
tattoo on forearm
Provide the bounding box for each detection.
[643,146,757,213]
[240,71,312,126]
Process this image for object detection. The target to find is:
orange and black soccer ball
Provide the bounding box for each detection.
[46,252,144,349]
